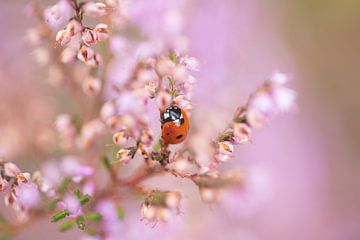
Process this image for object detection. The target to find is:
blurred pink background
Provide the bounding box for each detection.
[1,0,360,239]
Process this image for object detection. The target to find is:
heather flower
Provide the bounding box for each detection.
[60,47,78,63]
[60,156,94,182]
[56,29,71,46]
[180,56,200,71]
[4,162,21,177]
[218,141,234,156]
[78,119,105,148]
[58,194,82,216]
[100,101,117,121]
[77,46,101,67]
[43,0,72,28]
[94,23,110,41]
[82,28,98,46]
[112,131,128,147]
[116,149,133,164]
[82,2,108,17]
[0,176,9,192]
[156,91,172,111]
[82,76,102,96]
[15,183,41,208]
[140,129,154,146]
[232,123,252,144]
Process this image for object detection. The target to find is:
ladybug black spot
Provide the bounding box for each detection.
[176,134,183,139]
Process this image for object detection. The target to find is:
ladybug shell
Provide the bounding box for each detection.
[161,107,189,144]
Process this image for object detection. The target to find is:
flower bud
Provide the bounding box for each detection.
[77,46,100,67]
[82,2,107,17]
[140,129,153,146]
[165,192,181,210]
[61,47,77,64]
[82,76,101,96]
[4,162,21,177]
[94,23,110,41]
[56,29,71,46]
[145,80,156,98]
[82,29,98,46]
[199,188,218,203]
[66,19,82,36]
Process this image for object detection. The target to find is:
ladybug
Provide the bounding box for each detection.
[161,105,189,144]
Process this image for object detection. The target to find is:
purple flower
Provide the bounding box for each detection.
[15,183,41,208]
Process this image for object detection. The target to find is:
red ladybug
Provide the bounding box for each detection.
[161,106,189,144]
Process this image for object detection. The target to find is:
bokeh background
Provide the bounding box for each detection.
[1,0,360,239]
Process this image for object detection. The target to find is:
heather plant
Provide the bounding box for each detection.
[0,0,296,239]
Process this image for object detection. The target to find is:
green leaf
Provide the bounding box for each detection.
[86,212,102,221]
[79,194,91,205]
[74,189,81,198]
[76,215,85,230]
[59,178,71,194]
[51,210,70,222]
[59,221,75,232]
[117,207,125,220]
[102,155,111,169]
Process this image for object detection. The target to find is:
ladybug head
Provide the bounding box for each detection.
[161,106,184,125]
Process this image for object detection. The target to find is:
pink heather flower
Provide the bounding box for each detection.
[156,91,172,111]
[180,56,200,71]
[0,176,9,192]
[140,204,157,222]
[77,46,101,67]
[199,188,218,203]
[140,129,154,146]
[82,181,95,196]
[174,95,191,110]
[156,58,175,76]
[94,23,110,41]
[66,19,83,36]
[116,149,133,164]
[165,192,181,210]
[82,29,98,46]
[59,194,82,216]
[60,156,94,182]
[56,29,71,46]
[172,65,188,81]
[145,80,157,98]
[15,183,41,208]
[218,141,234,156]
[246,92,276,128]
[214,153,230,163]
[43,0,72,28]
[4,162,21,177]
[61,47,78,63]
[96,199,118,222]
[270,70,289,85]
[100,101,116,121]
[112,131,128,147]
[233,123,252,144]
[82,2,107,17]
[272,86,297,112]
[82,76,102,96]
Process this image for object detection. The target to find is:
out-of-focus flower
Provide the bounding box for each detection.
[55,114,76,149]
[60,156,94,182]
[140,129,153,146]
[61,47,78,63]
[82,76,102,96]
[94,23,110,41]
[156,58,175,76]
[233,123,252,144]
[78,119,105,149]
[156,91,172,111]
[112,131,128,147]
[174,94,191,110]
[43,0,72,28]
[145,80,157,98]
[100,101,117,121]
[15,183,41,208]
[199,188,218,203]
[0,176,9,192]
[77,46,101,67]
[58,194,82,216]
[82,2,108,17]
[180,56,200,71]
[141,191,181,224]
[4,162,21,177]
